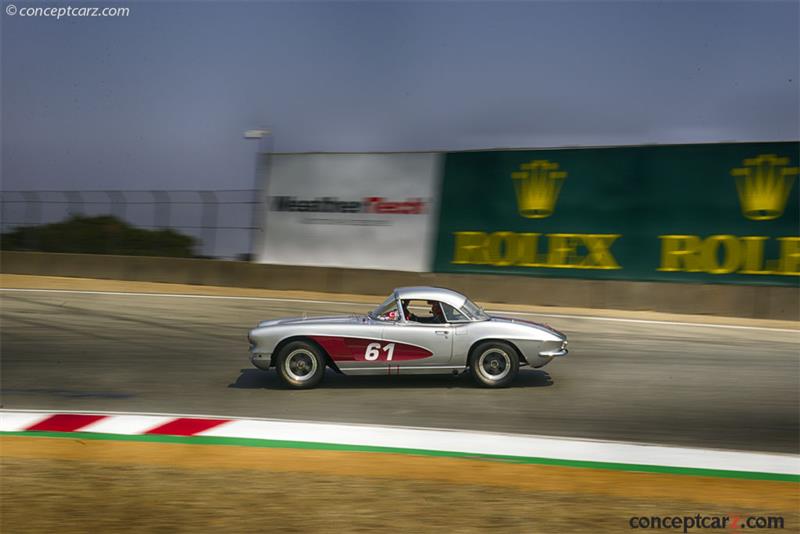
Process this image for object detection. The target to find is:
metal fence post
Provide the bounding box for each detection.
[63,191,84,217]
[250,152,270,261]
[21,191,42,226]
[246,129,273,261]
[198,190,218,258]
[151,190,171,228]
[20,191,42,250]
[106,190,127,221]
[0,192,7,233]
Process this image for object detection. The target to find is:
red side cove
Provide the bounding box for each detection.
[310,336,432,362]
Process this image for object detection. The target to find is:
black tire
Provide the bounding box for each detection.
[275,340,326,389]
[468,341,519,388]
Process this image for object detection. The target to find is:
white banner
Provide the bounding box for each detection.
[254,153,441,271]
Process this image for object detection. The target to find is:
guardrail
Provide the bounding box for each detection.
[1,251,797,320]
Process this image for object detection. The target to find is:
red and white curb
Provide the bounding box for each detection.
[1,410,798,477]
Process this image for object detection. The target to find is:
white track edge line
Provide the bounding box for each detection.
[2,288,797,333]
[1,410,797,475]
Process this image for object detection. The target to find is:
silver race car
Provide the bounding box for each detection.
[248,286,567,389]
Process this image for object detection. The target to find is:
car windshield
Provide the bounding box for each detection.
[462,298,490,321]
[368,295,398,320]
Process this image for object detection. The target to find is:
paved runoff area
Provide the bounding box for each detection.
[1,275,798,532]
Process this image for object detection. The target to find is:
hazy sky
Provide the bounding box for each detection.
[2,0,798,191]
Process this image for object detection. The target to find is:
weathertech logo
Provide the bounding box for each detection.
[271,196,427,215]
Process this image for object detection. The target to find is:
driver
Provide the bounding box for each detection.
[428,300,446,323]
[413,300,445,324]
[401,299,419,322]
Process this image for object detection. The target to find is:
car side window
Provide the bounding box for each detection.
[442,303,469,323]
[402,299,448,324]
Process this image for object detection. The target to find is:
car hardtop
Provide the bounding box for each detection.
[392,286,468,309]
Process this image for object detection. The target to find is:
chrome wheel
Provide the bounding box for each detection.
[469,341,518,388]
[276,340,326,389]
[476,348,511,382]
[284,348,318,382]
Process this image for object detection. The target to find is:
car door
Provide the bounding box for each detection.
[322,296,414,374]
[312,320,394,374]
[380,321,453,371]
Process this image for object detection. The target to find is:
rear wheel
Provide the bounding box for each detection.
[275,341,326,389]
[469,341,519,388]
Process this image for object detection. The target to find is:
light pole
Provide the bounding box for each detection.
[244,128,273,261]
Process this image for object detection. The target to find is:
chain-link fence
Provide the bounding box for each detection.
[0,190,260,259]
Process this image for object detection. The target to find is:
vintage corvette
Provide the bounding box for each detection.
[248,286,568,388]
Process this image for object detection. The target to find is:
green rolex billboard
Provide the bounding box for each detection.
[432,142,800,286]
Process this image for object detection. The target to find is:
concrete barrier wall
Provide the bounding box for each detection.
[1,251,797,320]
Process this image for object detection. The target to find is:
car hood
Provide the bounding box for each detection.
[257,315,367,328]
[489,316,566,339]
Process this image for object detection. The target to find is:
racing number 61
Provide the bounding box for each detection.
[364,342,395,361]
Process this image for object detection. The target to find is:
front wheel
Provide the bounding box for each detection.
[275,341,326,389]
[469,341,519,388]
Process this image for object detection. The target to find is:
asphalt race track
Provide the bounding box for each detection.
[1,290,798,453]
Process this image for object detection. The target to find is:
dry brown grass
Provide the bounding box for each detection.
[1,437,797,533]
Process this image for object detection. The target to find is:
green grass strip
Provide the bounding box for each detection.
[2,430,797,483]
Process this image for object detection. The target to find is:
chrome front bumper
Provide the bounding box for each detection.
[539,340,568,357]
[250,352,272,370]
[528,341,568,366]
[539,348,568,357]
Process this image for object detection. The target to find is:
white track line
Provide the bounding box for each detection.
[0,287,353,306]
[1,409,797,476]
[0,408,793,455]
[2,287,797,333]
[203,419,799,476]
[0,411,51,431]
[79,415,174,435]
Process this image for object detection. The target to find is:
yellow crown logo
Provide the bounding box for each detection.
[732,154,798,221]
[511,160,566,219]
